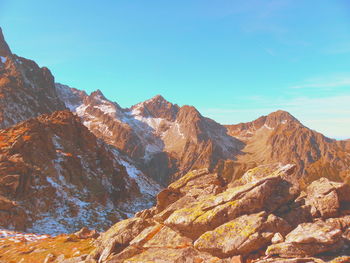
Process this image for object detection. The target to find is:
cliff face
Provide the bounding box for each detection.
[0,110,161,235]
[0,28,66,129]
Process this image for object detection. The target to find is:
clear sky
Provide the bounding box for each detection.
[1,0,350,139]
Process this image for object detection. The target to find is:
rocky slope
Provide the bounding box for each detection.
[9,164,348,263]
[225,110,350,185]
[0,110,161,235]
[0,28,66,129]
[57,85,243,185]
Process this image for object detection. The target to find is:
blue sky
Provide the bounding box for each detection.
[1,0,350,139]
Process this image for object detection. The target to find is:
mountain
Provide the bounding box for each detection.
[0,110,161,235]
[57,85,243,185]
[0,28,66,129]
[225,110,350,185]
[57,84,350,187]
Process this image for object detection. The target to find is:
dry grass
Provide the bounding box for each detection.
[0,234,95,263]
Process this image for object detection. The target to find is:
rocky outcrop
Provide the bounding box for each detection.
[0,110,161,234]
[0,28,11,57]
[0,27,66,129]
[79,164,350,263]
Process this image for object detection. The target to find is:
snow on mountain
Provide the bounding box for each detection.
[0,110,162,235]
[56,85,243,185]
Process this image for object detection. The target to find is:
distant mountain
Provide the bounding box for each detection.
[57,84,350,187]
[0,110,160,234]
[57,85,243,185]
[225,110,350,185]
[0,28,66,129]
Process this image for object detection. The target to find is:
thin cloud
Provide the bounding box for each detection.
[201,94,350,139]
[325,42,350,54]
[289,76,350,90]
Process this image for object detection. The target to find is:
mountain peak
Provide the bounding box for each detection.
[0,27,12,57]
[265,110,300,126]
[131,94,179,121]
[144,94,170,106]
[89,89,108,102]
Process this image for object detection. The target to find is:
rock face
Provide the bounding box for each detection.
[0,110,161,234]
[57,85,243,185]
[82,165,350,263]
[0,27,66,129]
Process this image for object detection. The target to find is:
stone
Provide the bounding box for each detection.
[271,233,284,244]
[194,212,290,257]
[266,220,344,257]
[74,227,99,239]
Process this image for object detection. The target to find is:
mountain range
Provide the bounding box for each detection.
[0,27,350,263]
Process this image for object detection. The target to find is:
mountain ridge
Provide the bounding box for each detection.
[56,84,350,187]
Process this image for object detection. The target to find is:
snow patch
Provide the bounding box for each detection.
[0,56,6,63]
[0,230,49,243]
[263,124,274,130]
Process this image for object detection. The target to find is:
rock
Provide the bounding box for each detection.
[93,217,152,262]
[304,178,348,219]
[230,255,243,263]
[0,195,17,210]
[43,253,55,263]
[156,188,182,212]
[60,254,89,263]
[254,257,319,263]
[266,220,345,257]
[164,174,296,239]
[55,254,66,263]
[117,247,224,263]
[74,227,99,239]
[79,167,350,263]
[131,224,193,249]
[271,233,284,244]
[194,212,290,257]
[329,256,350,263]
[135,207,157,219]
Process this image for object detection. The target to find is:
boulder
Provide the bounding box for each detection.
[164,175,297,239]
[114,247,224,263]
[305,178,350,219]
[74,227,99,239]
[266,220,345,257]
[92,217,153,262]
[194,212,290,257]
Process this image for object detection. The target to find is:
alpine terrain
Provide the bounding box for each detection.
[0,27,349,263]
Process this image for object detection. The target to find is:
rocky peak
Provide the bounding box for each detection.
[0,29,66,129]
[55,83,88,111]
[226,110,301,136]
[90,89,106,100]
[265,110,301,128]
[131,95,180,121]
[176,105,202,124]
[82,89,121,111]
[0,27,11,57]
